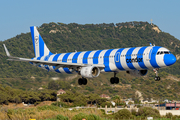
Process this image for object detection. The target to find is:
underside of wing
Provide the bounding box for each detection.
[8,58,105,68]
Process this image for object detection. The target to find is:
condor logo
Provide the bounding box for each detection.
[126,57,143,63]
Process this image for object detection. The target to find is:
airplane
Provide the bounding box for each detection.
[3,26,176,85]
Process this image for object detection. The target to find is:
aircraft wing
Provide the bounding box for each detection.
[3,44,105,69]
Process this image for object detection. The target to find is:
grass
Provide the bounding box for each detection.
[0,105,180,120]
[0,105,103,120]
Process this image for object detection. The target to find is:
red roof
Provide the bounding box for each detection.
[166,103,180,107]
[166,103,175,107]
[57,89,66,94]
[100,94,110,98]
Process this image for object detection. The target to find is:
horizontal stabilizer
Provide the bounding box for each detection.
[3,44,10,57]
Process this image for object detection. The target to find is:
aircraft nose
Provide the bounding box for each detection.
[164,54,176,66]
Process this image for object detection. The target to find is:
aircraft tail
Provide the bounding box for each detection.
[30,26,52,57]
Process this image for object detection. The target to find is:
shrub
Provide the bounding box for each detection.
[34,101,41,106]
[166,112,173,118]
[131,109,137,116]
[100,102,112,107]
[87,114,101,120]
[72,113,101,120]
[137,107,160,118]
[51,102,69,108]
[56,114,69,120]
[115,109,131,119]
[72,113,87,120]
[37,105,59,111]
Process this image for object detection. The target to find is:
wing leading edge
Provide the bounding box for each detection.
[3,44,105,69]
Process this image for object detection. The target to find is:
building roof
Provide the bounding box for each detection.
[100,94,110,98]
[57,89,66,94]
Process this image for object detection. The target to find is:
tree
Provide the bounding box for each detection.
[88,94,99,106]
[137,107,160,118]
[48,80,59,90]
[115,109,132,119]
[111,95,121,106]
[14,96,22,104]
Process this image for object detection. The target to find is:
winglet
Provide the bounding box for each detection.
[3,44,10,57]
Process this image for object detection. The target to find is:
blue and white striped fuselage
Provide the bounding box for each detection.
[32,46,176,74]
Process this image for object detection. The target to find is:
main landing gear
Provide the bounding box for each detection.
[110,72,119,84]
[78,78,87,85]
[153,68,160,81]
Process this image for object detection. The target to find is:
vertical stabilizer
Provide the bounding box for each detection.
[30,26,52,57]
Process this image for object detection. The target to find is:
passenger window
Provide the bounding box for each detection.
[160,51,163,54]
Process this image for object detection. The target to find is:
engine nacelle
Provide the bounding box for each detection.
[126,70,148,77]
[80,66,100,78]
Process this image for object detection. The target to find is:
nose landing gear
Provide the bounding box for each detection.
[110,72,119,84]
[153,69,160,81]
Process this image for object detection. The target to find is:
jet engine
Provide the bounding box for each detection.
[80,66,100,78]
[126,70,148,77]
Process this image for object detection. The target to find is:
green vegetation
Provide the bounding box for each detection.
[72,113,101,120]
[54,91,107,107]
[0,105,180,120]
[0,84,56,105]
[114,109,131,119]
[137,107,160,118]
[56,114,69,120]
[0,105,104,120]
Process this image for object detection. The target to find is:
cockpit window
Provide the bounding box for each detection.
[164,51,169,54]
[160,51,164,54]
[157,51,171,55]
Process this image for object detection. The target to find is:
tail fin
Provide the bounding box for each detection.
[30,26,52,57]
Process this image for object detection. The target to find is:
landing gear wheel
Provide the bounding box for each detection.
[110,77,115,84]
[78,78,83,85]
[155,76,160,81]
[110,72,119,84]
[114,77,119,84]
[78,78,87,85]
[110,77,119,84]
[82,78,87,85]
[153,69,161,81]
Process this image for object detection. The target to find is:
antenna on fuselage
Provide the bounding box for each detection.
[150,43,155,47]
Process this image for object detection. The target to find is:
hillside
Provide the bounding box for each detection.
[0,21,180,100]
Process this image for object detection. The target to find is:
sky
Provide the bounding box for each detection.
[0,0,180,41]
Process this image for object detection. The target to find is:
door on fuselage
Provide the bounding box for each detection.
[146,47,153,61]
[115,52,120,63]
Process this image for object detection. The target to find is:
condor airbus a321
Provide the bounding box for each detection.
[3,26,176,85]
